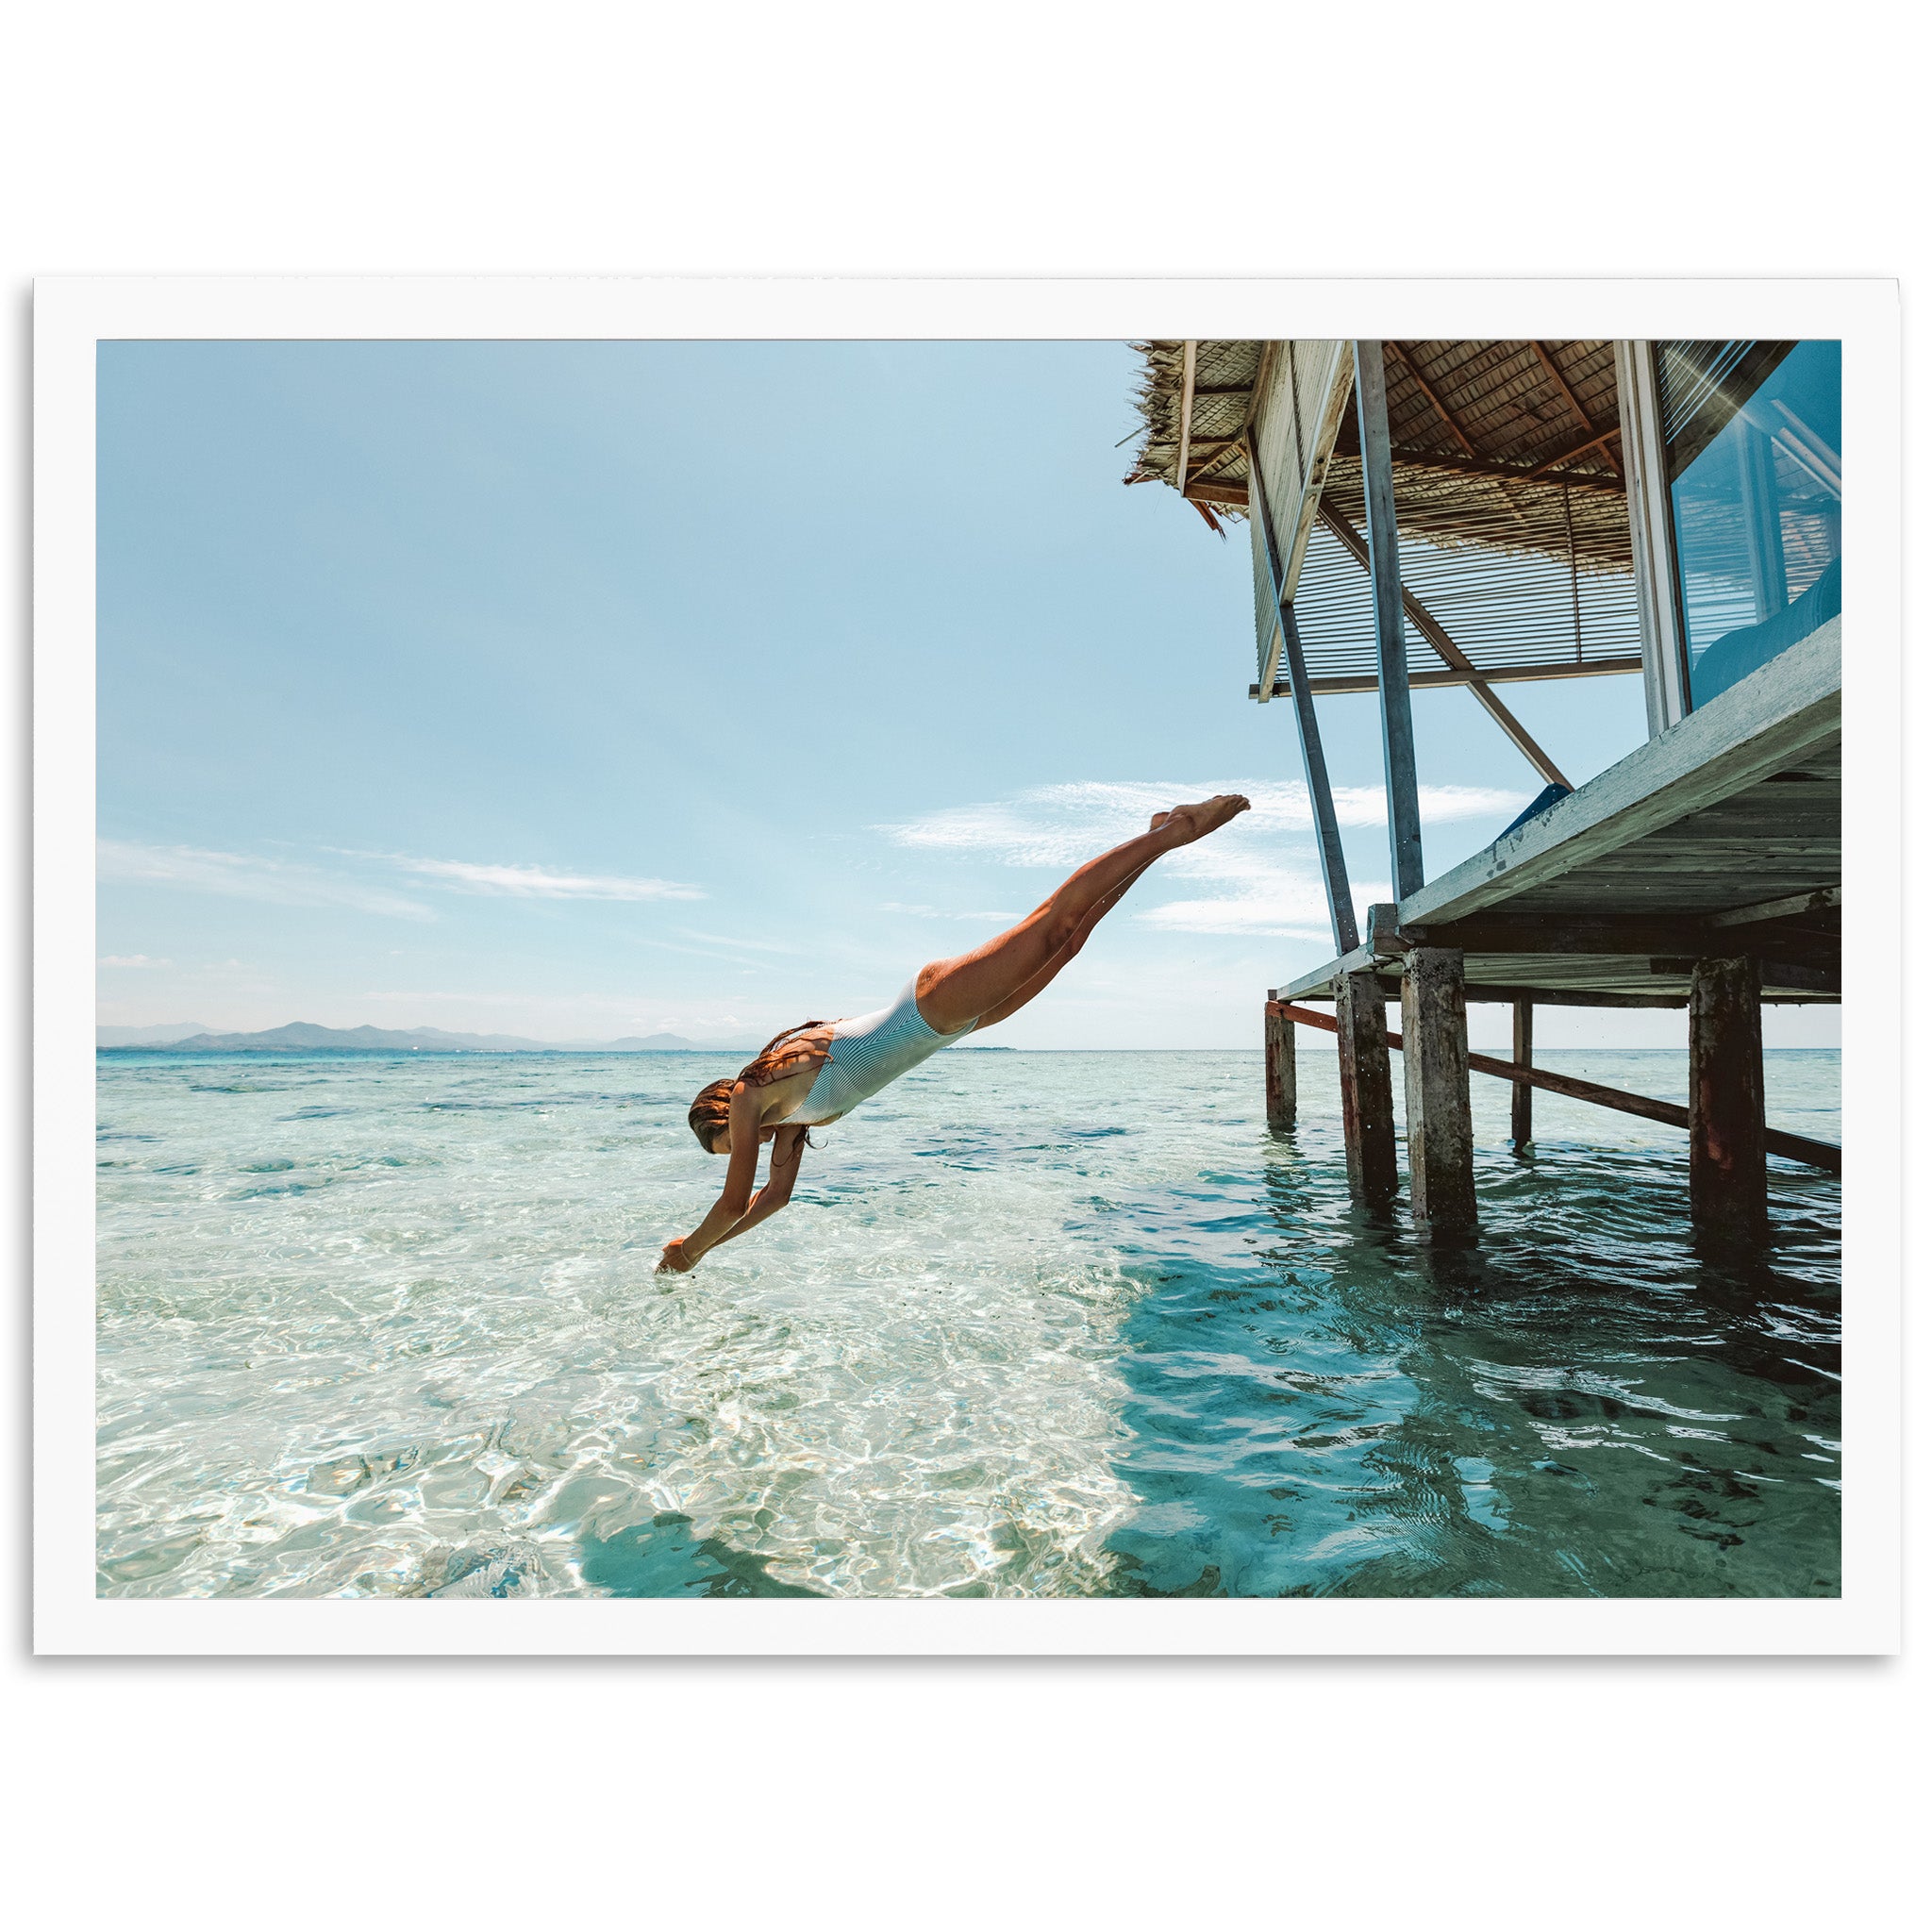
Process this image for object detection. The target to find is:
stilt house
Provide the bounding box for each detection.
[1125,339,1842,1232]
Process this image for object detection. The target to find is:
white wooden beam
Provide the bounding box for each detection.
[1251,341,1355,702]
[1614,340,1690,738]
[1174,339,1197,491]
[1251,656,1644,698]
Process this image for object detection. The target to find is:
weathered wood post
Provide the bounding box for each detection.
[1336,972,1398,1204]
[1264,999,1296,1129]
[1688,957,1767,1234]
[1402,948,1477,1229]
[1510,997,1534,1153]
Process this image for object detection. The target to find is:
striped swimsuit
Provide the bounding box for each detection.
[784,978,975,1125]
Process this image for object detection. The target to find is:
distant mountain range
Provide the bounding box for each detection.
[97,1022,758,1055]
[96,1023,219,1046]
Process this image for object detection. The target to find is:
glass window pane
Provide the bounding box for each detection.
[1657,340,1841,708]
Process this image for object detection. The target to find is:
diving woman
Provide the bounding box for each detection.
[658,793,1251,1273]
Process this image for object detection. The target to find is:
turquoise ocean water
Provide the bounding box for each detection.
[95,1047,1840,1599]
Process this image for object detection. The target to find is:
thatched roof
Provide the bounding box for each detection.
[1124,340,1265,525]
[1125,338,1629,565]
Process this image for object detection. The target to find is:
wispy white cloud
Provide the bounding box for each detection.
[673,927,803,954]
[97,841,435,921]
[879,902,1020,923]
[390,857,704,901]
[874,779,1525,940]
[97,954,172,968]
[1134,888,1334,940]
[878,778,1524,867]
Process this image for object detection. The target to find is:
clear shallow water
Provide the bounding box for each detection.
[96,1047,1840,1600]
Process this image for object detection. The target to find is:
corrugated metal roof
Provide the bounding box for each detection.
[1296,458,1640,681]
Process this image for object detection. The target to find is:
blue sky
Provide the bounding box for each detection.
[95,340,1833,1049]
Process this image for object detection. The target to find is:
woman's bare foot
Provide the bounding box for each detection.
[1162,794,1251,843]
[1149,810,1172,832]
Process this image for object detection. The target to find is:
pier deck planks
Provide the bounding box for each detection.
[1279,621,1841,1008]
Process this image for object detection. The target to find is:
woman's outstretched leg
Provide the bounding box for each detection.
[964,821,1167,1031]
[914,794,1249,1034]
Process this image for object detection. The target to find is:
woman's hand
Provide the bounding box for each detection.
[657,1238,696,1274]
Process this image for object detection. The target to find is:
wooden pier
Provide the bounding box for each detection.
[1268,619,1840,1226]
[1126,336,1842,1232]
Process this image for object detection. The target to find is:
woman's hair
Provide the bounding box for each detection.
[686,1078,735,1155]
[687,1021,828,1153]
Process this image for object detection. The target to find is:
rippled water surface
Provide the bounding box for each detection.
[96,1047,1840,1599]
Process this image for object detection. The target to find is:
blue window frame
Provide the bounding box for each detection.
[1656,340,1841,708]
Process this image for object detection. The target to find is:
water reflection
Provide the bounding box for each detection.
[579,1514,825,1597]
[1103,1113,1840,1598]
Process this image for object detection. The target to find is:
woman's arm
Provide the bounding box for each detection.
[658,1080,765,1271]
[704,1124,807,1251]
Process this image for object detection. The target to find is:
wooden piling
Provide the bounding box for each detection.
[1264,999,1296,1129]
[1510,997,1534,1153]
[1336,972,1399,1204]
[1401,948,1477,1229]
[1689,957,1768,1233]
[1271,997,1839,1174]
